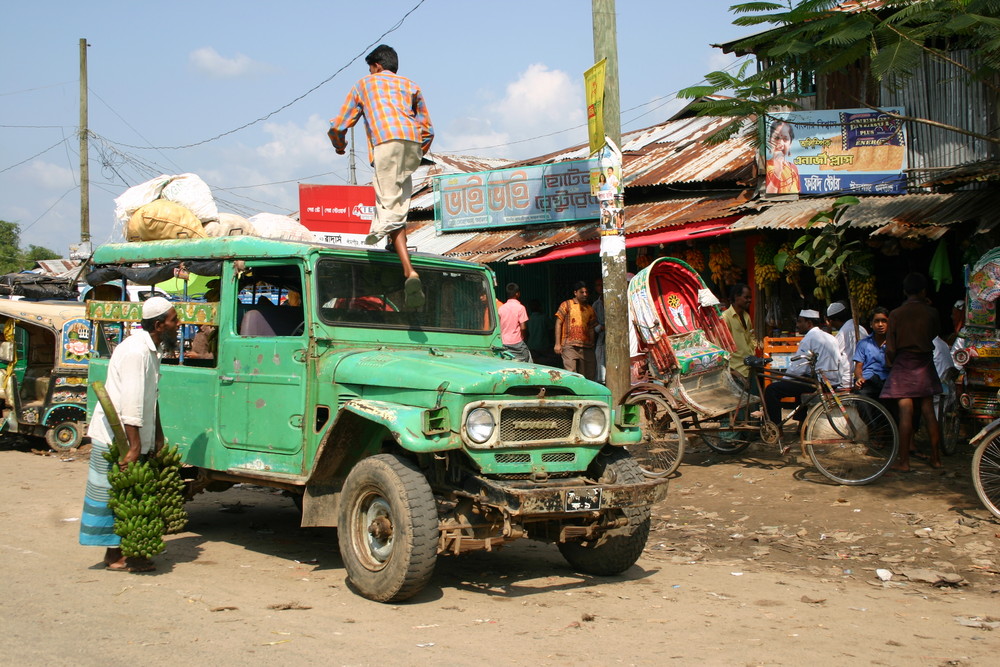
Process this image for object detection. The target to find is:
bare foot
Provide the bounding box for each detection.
[106,557,155,573]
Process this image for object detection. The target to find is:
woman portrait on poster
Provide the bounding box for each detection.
[765,120,800,194]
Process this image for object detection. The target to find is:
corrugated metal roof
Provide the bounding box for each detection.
[730,191,1000,238]
[35,259,83,278]
[434,192,749,264]
[410,153,512,210]
[496,115,755,188]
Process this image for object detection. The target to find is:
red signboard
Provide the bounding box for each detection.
[298,184,375,236]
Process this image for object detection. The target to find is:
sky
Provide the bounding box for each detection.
[0,0,751,255]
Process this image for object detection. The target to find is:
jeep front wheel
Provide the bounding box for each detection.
[337,454,438,602]
[557,448,651,575]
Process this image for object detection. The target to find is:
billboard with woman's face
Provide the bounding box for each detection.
[762,108,907,197]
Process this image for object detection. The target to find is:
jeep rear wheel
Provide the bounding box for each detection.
[337,454,438,603]
[557,448,651,575]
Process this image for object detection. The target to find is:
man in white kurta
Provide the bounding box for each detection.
[763,309,841,424]
[80,297,178,572]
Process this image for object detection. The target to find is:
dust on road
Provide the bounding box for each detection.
[1,437,998,666]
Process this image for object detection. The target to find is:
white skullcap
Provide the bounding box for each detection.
[953,300,964,310]
[799,309,820,319]
[142,296,174,319]
[826,302,847,317]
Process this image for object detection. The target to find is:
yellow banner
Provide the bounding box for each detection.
[585,59,606,155]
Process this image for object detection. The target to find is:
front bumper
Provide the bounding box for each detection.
[460,473,668,517]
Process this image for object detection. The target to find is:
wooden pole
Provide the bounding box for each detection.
[79,38,90,245]
[592,0,629,404]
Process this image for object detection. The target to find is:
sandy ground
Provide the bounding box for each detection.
[1,435,999,667]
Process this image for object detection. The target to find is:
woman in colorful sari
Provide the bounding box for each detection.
[765,120,800,194]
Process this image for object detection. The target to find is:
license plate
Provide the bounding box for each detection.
[976,347,1000,357]
[565,487,602,511]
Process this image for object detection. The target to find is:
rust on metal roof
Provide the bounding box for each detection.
[730,191,1000,238]
[411,115,756,215]
[497,115,756,188]
[437,192,750,264]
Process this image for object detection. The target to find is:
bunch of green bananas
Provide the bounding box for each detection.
[103,444,188,557]
[105,458,166,559]
[754,242,779,291]
[151,445,188,535]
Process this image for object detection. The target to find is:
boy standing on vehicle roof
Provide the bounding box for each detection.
[328,44,434,309]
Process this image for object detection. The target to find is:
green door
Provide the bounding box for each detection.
[217,262,307,462]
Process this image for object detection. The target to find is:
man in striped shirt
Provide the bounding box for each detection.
[328,44,434,308]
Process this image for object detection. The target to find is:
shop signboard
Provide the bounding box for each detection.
[299,184,375,246]
[434,160,600,232]
[761,108,907,197]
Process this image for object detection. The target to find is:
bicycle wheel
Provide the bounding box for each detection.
[938,392,961,456]
[697,417,753,455]
[971,426,1000,520]
[624,392,685,477]
[804,394,899,485]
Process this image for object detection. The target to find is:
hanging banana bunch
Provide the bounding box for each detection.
[754,241,780,297]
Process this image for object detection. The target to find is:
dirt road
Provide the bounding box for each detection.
[2,437,998,666]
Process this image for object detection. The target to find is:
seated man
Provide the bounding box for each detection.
[763,309,841,425]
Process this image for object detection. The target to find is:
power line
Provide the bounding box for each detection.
[440,56,751,155]
[217,171,346,190]
[0,138,69,174]
[88,86,186,174]
[107,0,428,151]
[20,185,78,235]
[0,81,74,97]
[0,123,72,129]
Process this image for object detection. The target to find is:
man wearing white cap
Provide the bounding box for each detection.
[763,308,841,426]
[826,301,867,389]
[80,296,178,573]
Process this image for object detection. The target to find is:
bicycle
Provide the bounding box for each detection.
[626,351,900,485]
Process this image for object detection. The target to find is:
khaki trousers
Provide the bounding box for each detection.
[366,140,423,244]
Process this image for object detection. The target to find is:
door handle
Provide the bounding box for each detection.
[220,375,235,385]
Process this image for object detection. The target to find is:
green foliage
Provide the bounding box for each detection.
[775,197,873,305]
[0,219,62,274]
[678,0,1000,145]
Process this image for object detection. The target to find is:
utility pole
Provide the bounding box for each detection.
[348,126,357,185]
[79,38,91,246]
[592,0,629,404]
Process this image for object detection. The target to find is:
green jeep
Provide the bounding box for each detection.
[85,236,667,602]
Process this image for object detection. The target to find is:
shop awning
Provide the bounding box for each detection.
[513,217,739,265]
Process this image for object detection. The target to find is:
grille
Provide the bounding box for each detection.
[499,406,574,443]
[541,452,576,463]
[495,452,531,464]
[493,471,576,480]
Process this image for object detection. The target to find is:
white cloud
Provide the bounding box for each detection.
[438,64,586,160]
[189,47,273,78]
[23,160,76,190]
[198,114,349,216]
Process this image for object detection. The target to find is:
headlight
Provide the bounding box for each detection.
[580,406,607,438]
[466,408,496,444]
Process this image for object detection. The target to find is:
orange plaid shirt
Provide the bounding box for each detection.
[328,71,434,165]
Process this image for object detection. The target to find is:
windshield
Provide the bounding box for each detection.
[315,258,495,333]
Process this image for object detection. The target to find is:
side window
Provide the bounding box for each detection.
[236,264,304,337]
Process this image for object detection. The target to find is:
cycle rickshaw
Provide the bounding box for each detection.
[622,257,899,485]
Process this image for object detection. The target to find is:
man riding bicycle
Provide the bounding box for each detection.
[763,309,841,426]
